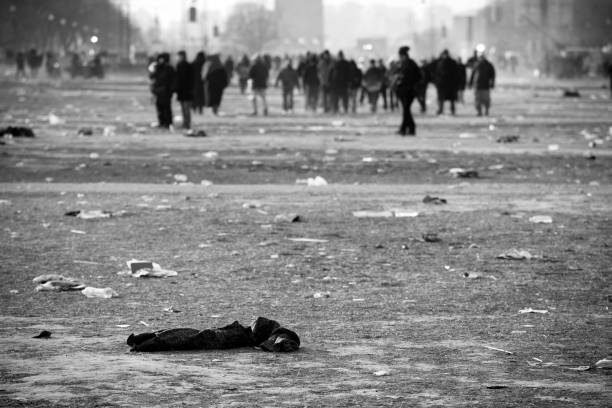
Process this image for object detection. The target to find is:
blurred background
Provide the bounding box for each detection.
[1,0,611,78]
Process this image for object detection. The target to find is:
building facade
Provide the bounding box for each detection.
[274,0,324,52]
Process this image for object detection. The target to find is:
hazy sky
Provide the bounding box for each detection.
[129,0,490,25]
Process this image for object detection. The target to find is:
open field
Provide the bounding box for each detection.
[1,74,611,407]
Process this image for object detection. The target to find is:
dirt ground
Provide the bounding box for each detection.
[0,73,611,407]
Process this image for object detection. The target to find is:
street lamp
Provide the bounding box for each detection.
[90,35,99,44]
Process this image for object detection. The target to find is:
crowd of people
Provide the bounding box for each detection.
[148,46,497,136]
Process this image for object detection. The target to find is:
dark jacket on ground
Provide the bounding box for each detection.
[469,58,496,90]
[175,60,194,101]
[249,60,269,90]
[435,57,459,101]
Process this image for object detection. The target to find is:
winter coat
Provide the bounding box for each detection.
[249,61,269,90]
[192,55,206,110]
[276,67,300,91]
[151,63,176,98]
[318,58,333,87]
[469,59,496,90]
[363,66,384,92]
[205,66,228,107]
[303,62,320,88]
[175,60,194,101]
[391,57,422,96]
[434,57,459,101]
[457,62,467,91]
[330,59,352,90]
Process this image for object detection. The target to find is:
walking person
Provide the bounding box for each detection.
[329,51,351,114]
[348,59,363,113]
[468,51,496,116]
[249,55,269,116]
[150,52,175,129]
[15,51,26,79]
[236,55,250,95]
[275,59,300,114]
[392,46,422,136]
[224,56,235,85]
[318,50,333,113]
[363,59,384,113]
[378,59,389,110]
[303,54,320,112]
[204,54,229,115]
[434,50,459,115]
[456,57,467,104]
[192,51,206,114]
[175,50,194,129]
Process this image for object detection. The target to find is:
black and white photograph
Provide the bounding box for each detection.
[0,0,611,406]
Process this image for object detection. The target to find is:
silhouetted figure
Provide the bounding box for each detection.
[175,50,194,129]
[330,50,352,114]
[15,51,26,79]
[150,52,175,129]
[363,59,384,113]
[27,49,42,78]
[249,55,269,116]
[318,50,333,112]
[378,59,389,110]
[387,59,400,111]
[415,60,434,114]
[69,53,83,78]
[303,54,320,112]
[276,59,300,113]
[192,51,206,114]
[392,46,422,136]
[469,52,496,116]
[87,54,104,79]
[237,55,250,94]
[456,58,467,104]
[45,51,60,78]
[204,54,228,115]
[434,50,459,115]
[349,59,363,113]
[224,56,235,85]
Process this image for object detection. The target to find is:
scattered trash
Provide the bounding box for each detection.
[103,126,116,137]
[458,132,477,139]
[127,317,300,353]
[449,168,479,178]
[32,330,52,339]
[185,129,207,137]
[9,289,18,294]
[77,127,94,136]
[373,370,391,377]
[163,306,181,313]
[116,324,131,328]
[35,280,85,292]
[594,358,612,369]
[497,249,536,260]
[173,174,188,183]
[242,202,261,209]
[529,215,553,224]
[353,210,393,218]
[311,291,331,299]
[362,157,377,163]
[463,272,483,279]
[203,151,219,160]
[70,229,87,234]
[273,214,303,223]
[331,120,345,127]
[423,195,447,205]
[139,321,150,327]
[561,88,581,98]
[82,287,118,299]
[518,308,549,314]
[305,176,328,187]
[288,238,328,243]
[0,126,35,138]
[65,210,112,219]
[422,233,441,243]
[484,345,514,355]
[200,180,213,186]
[547,144,560,152]
[48,113,65,125]
[0,199,12,205]
[488,164,504,170]
[123,259,178,278]
[497,135,520,143]
[486,385,509,390]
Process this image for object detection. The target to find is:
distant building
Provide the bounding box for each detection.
[452,0,612,75]
[274,0,324,52]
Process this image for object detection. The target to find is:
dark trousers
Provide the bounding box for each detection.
[437,99,456,115]
[367,91,380,113]
[180,100,192,129]
[155,95,173,128]
[282,89,294,111]
[321,86,332,112]
[398,93,416,135]
[305,85,319,111]
[380,85,388,109]
[331,88,349,113]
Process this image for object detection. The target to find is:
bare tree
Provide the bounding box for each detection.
[224,3,278,55]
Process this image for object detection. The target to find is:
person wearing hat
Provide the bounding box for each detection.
[468,48,496,116]
[391,46,422,136]
[150,52,176,129]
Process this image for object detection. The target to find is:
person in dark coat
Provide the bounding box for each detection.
[318,50,333,112]
[303,54,320,112]
[434,50,459,115]
[456,57,467,104]
[15,51,26,79]
[275,59,300,113]
[236,55,250,95]
[204,54,228,115]
[392,46,422,136]
[378,59,389,110]
[363,59,384,113]
[330,50,352,114]
[175,50,194,129]
[192,51,206,114]
[249,55,269,116]
[150,52,175,129]
[224,56,235,85]
[387,59,400,111]
[349,59,363,113]
[415,59,434,114]
[469,52,496,116]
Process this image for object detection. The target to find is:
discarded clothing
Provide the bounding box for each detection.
[422,195,447,205]
[33,274,85,292]
[0,126,35,138]
[127,317,300,353]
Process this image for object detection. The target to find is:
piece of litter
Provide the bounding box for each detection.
[48,113,65,125]
[33,330,52,339]
[311,292,331,299]
[65,210,112,220]
[594,358,612,369]
[497,249,536,260]
[73,260,103,265]
[373,370,391,376]
[459,132,477,139]
[174,174,188,182]
[203,151,219,160]
[89,153,100,159]
[497,135,520,143]
[163,306,181,313]
[519,308,549,314]
[125,259,178,278]
[200,180,213,186]
[486,385,509,389]
[392,209,419,218]
[9,289,18,294]
[273,214,303,223]
[529,215,552,224]
[242,202,261,209]
[484,345,514,355]
[306,176,328,187]
[353,210,393,218]
[82,287,119,299]
[116,324,130,328]
[288,238,329,243]
[139,321,150,327]
[422,233,441,243]
[449,168,479,178]
[70,229,86,234]
[423,195,447,205]
[547,144,560,152]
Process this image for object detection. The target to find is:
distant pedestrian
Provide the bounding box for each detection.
[330,51,352,114]
[15,51,26,79]
[349,59,363,113]
[415,60,433,114]
[318,50,333,112]
[175,50,194,129]
[150,52,175,129]
[303,54,320,112]
[224,56,235,85]
[434,49,459,115]
[363,59,384,113]
[378,59,389,110]
[456,57,467,104]
[249,55,269,116]
[27,49,42,78]
[236,55,250,95]
[192,51,206,114]
[276,59,300,113]
[391,46,422,136]
[469,51,496,116]
[204,54,229,115]
[606,60,612,99]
